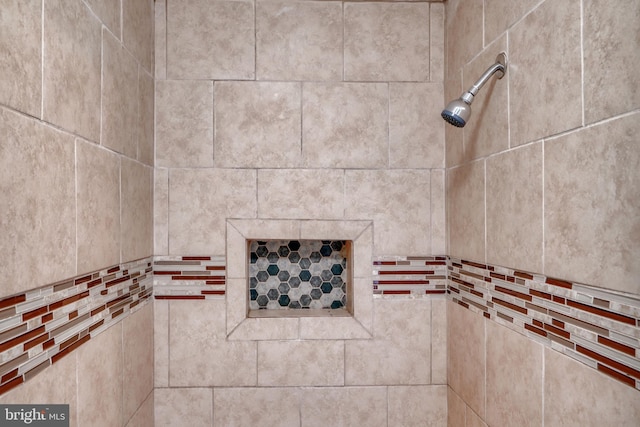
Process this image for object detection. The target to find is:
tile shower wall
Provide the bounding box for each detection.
[445,0,640,425]
[0,0,154,425]
[154,0,447,425]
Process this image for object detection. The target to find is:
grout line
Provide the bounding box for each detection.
[580,0,585,127]
[40,0,45,120]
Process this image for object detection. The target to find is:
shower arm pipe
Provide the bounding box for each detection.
[461,53,506,103]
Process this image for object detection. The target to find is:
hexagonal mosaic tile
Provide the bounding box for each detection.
[249,240,348,310]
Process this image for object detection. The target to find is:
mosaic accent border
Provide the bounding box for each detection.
[373,256,448,296]
[0,257,153,396]
[153,256,226,299]
[448,257,640,391]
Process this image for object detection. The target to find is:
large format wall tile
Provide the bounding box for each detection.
[484,0,540,44]
[126,391,154,427]
[346,170,431,255]
[486,142,543,273]
[345,299,431,385]
[155,80,214,168]
[389,83,444,169]
[121,159,153,262]
[444,0,483,76]
[76,141,120,274]
[85,0,121,37]
[447,300,485,419]
[447,161,485,262]
[123,0,154,73]
[301,387,387,427]
[214,82,302,168]
[486,321,543,427]
[583,0,640,124]
[344,2,429,82]
[167,0,254,79]
[123,303,154,423]
[169,169,256,255]
[102,30,138,158]
[43,0,101,142]
[544,113,640,294]
[256,1,343,81]
[0,0,41,117]
[431,298,448,384]
[154,169,169,255]
[461,36,509,159]
[0,108,76,297]
[257,169,343,220]
[155,388,212,427]
[77,323,123,427]
[137,69,154,166]
[544,347,640,426]
[388,385,447,427]
[509,0,582,146]
[214,388,300,427]
[169,300,257,386]
[302,82,388,169]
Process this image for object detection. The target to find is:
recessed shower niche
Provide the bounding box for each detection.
[248,239,352,312]
[226,219,374,340]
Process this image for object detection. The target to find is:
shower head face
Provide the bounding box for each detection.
[441,98,471,128]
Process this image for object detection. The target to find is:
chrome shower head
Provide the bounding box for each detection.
[441,53,507,128]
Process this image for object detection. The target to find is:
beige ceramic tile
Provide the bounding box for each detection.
[346,170,431,255]
[214,82,302,168]
[167,0,254,79]
[345,299,431,385]
[155,80,213,168]
[256,1,343,81]
[444,74,464,168]
[0,108,76,297]
[389,385,447,427]
[85,0,121,37]
[444,0,483,76]
[447,387,466,427]
[486,321,543,427]
[466,410,488,427]
[509,0,582,146]
[389,83,445,169]
[544,348,640,427]
[137,69,154,166]
[544,113,640,294]
[584,0,640,123]
[258,341,344,386]
[77,323,123,427]
[344,3,429,81]
[102,30,138,157]
[447,161,485,262]
[257,169,343,220]
[462,36,509,159]
[123,0,154,73]
[431,169,447,255]
[155,388,212,427]
[0,352,78,427]
[228,316,299,341]
[169,168,256,255]
[155,0,167,79]
[300,387,387,427]
[76,140,120,274]
[486,142,543,273]
[169,300,257,386]
[302,82,388,168]
[431,298,447,384]
[123,304,154,423]
[0,0,41,117]
[154,300,169,387]
[484,0,541,44]
[43,0,101,142]
[154,168,169,255]
[430,3,445,82]
[121,159,153,262]
[125,390,154,427]
[447,300,485,419]
[214,388,300,427]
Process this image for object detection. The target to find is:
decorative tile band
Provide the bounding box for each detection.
[0,257,153,396]
[153,256,226,300]
[448,257,640,391]
[373,256,448,296]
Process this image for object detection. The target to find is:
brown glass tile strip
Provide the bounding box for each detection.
[154,295,206,300]
[24,360,51,382]
[0,307,16,320]
[105,275,131,288]
[0,326,46,353]
[48,290,90,311]
[382,290,411,295]
[154,271,181,275]
[0,376,24,396]
[597,363,636,387]
[494,285,532,302]
[53,280,74,293]
[22,306,48,322]
[496,312,514,323]
[183,256,211,261]
[378,270,435,275]
[543,323,570,339]
[492,297,528,315]
[545,277,573,289]
[51,335,91,364]
[524,323,547,337]
[206,280,226,285]
[566,299,636,326]
[514,271,534,280]
[374,280,430,285]
[461,260,488,269]
[530,289,552,300]
[0,295,26,310]
[1,369,19,384]
[201,290,225,295]
[576,345,640,380]
[597,336,636,357]
[23,332,49,352]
